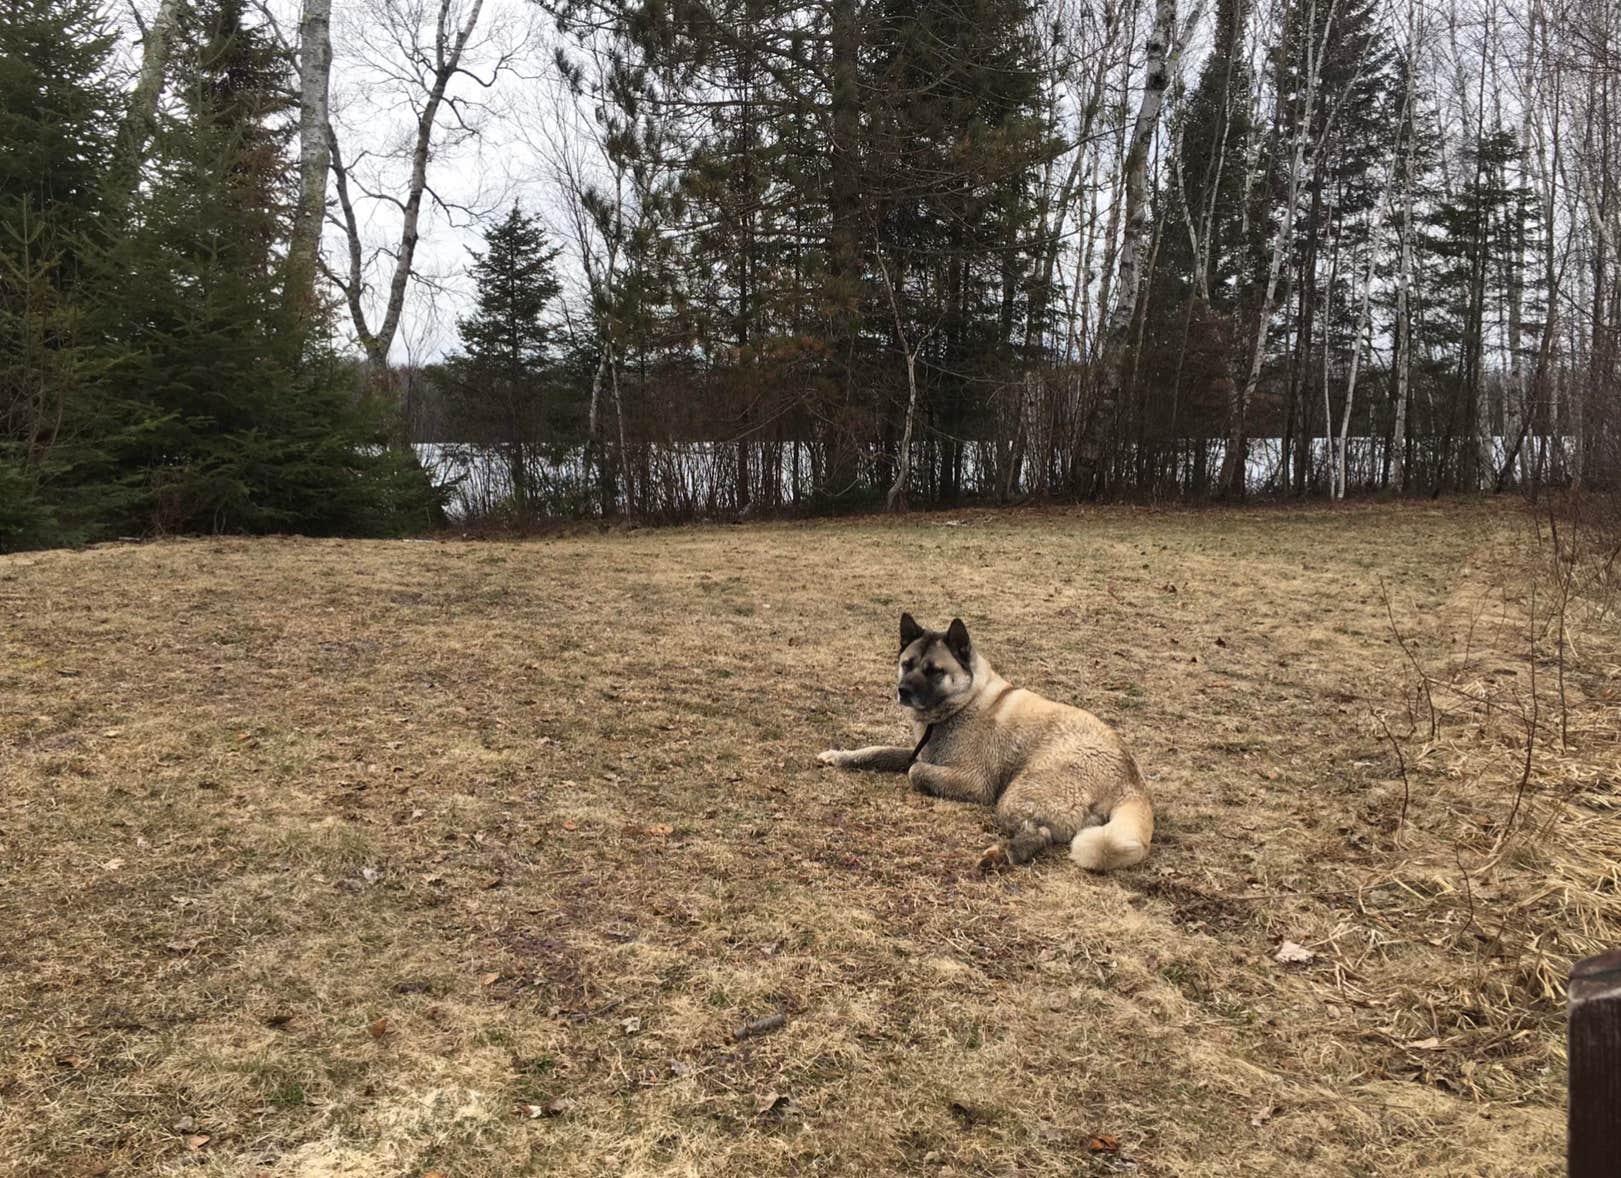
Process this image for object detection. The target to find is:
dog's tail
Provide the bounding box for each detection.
[1070,796,1153,872]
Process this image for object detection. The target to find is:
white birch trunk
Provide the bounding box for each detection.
[1074,0,1179,492]
[1391,0,1419,492]
[877,248,933,511]
[329,0,487,365]
[1338,236,1380,499]
[1320,221,1340,496]
[118,0,185,186]
[285,0,333,316]
[1223,0,1351,496]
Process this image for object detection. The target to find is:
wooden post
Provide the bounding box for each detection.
[1570,948,1621,1177]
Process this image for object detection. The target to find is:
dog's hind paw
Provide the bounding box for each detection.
[975,843,1008,875]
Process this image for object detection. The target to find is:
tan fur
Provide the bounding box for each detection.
[819,616,1154,872]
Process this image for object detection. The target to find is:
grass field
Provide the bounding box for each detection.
[3,501,1617,1176]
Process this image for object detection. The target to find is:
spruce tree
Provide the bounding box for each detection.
[97,0,434,536]
[444,204,565,518]
[0,0,120,548]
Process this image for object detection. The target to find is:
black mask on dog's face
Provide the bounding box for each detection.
[896,614,974,717]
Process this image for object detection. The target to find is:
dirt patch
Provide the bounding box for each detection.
[0,501,1600,1176]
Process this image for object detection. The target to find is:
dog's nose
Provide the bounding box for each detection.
[898,687,915,705]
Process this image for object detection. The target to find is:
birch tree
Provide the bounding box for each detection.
[115,0,185,188]
[283,0,332,317]
[1389,0,1419,491]
[324,0,516,368]
[1073,0,1180,495]
[1218,0,1347,497]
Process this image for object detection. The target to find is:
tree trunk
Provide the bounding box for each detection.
[1221,0,1343,498]
[328,0,487,365]
[1391,0,1417,492]
[284,0,333,318]
[1074,0,1179,497]
[1338,234,1379,498]
[117,0,185,189]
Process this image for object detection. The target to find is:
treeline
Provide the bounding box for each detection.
[0,0,435,551]
[406,0,1621,520]
[5,0,1620,541]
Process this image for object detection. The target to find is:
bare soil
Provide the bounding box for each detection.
[3,501,1615,1176]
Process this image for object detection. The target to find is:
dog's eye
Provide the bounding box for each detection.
[926,666,944,678]
[901,659,915,672]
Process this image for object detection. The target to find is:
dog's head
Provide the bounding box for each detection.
[896,613,976,718]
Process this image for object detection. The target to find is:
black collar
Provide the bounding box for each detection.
[905,723,935,768]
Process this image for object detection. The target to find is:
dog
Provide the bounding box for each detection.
[818,613,1153,872]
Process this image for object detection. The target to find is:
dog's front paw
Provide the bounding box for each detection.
[817,749,846,768]
[976,843,1008,874]
[907,763,936,795]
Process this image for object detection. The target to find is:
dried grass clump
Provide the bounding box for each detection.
[1346,496,1621,1100]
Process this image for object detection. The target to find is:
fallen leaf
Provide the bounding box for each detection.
[56,1055,87,1069]
[1250,1104,1277,1128]
[424,1172,447,1178]
[621,1016,642,1034]
[1274,940,1316,965]
[518,1102,544,1119]
[480,972,500,987]
[544,1096,574,1116]
[561,820,578,832]
[102,859,124,871]
[669,1060,694,1077]
[646,823,674,837]
[264,1013,294,1029]
[360,866,381,883]
[185,1134,210,1151]
[368,1016,390,1039]
[755,1091,788,1115]
[1406,1037,1442,1051]
[1087,1134,1120,1153]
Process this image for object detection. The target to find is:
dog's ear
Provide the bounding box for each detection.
[900,612,923,649]
[945,618,972,667]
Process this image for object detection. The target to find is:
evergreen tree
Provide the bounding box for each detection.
[96,0,434,536]
[443,204,566,518]
[852,0,1052,503]
[1418,126,1543,489]
[1267,0,1399,492]
[1138,0,1259,489]
[0,0,120,548]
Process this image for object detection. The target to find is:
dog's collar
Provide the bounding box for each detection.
[905,723,936,768]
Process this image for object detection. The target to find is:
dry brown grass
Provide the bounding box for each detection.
[1,500,1611,1176]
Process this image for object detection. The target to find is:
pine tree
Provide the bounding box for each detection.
[866,0,1052,503]
[96,0,435,536]
[444,204,565,519]
[1418,126,1543,490]
[1139,0,1259,490]
[1270,0,1399,493]
[0,0,121,549]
